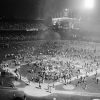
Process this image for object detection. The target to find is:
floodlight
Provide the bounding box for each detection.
[84,0,94,9]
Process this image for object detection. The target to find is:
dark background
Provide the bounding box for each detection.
[0,0,100,19]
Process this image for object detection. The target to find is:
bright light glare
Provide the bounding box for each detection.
[17,85,51,97]
[84,0,94,9]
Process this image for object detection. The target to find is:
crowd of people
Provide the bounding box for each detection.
[0,40,100,90]
[0,22,47,31]
[0,22,49,41]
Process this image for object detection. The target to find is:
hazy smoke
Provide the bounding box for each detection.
[39,29,61,40]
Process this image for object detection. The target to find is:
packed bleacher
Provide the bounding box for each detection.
[0,21,49,41]
[0,22,47,31]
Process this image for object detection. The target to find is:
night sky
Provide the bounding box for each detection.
[0,0,100,19]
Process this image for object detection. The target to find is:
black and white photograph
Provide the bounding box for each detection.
[0,0,100,100]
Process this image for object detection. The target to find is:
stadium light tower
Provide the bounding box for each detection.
[84,0,95,9]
